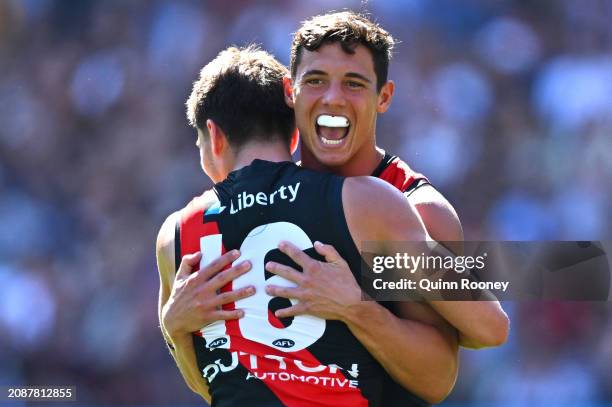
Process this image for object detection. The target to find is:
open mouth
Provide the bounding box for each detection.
[316,115,350,146]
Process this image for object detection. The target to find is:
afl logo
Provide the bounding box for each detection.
[272,339,295,349]
[207,337,228,349]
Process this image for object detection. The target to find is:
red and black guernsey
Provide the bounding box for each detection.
[178,160,385,407]
[372,152,432,407]
[371,152,429,197]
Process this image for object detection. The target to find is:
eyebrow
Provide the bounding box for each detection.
[302,70,372,83]
[345,72,372,83]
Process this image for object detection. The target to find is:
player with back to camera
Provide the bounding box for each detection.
[157,46,458,406]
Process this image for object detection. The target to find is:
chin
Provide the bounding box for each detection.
[312,150,351,168]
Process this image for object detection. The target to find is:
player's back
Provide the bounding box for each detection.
[178,159,384,407]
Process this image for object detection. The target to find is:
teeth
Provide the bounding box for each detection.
[321,137,343,145]
[317,115,349,128]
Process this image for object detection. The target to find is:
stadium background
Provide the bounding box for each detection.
[1,0,611,405]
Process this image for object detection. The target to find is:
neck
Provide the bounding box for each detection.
[300,145,385,177]
[231,141,292,173]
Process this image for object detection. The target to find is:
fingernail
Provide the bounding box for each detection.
[238,310,245,318]
[232,250,240,257]
[314,241,322,247]
[246,286,255,294]
[242,261,251,270]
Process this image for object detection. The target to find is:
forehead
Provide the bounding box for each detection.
[296,42,375,79]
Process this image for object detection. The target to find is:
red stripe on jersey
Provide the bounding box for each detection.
[180,197,229,337]
[179,192,368,406]
[377,156,427,193]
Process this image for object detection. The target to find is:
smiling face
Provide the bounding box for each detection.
[286,42,394,176]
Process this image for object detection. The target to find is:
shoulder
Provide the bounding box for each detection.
[342,176,427,243]
[157,212,179,256]
[343,176,408,212]
[157,189,218,277]
[182,189,220,221]
[376,152,463,250]
[156,211,179,287]
[375,154,428,192]
[407,184,463,252]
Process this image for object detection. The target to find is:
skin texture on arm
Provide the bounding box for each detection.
[408,185,510,349]
[156,212,211,402]
[342,176,459,403]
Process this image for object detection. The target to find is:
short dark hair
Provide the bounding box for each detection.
[290,11,395,92]
[186,45,294,148]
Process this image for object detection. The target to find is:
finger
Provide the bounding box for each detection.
[275,304,306,318]
[196,250,241,281]
[176,252,202,280]
[213,286,256,306]
[278,241,313,269]
[210,260,252,290]
[212,309,246,321]
[313,241,344,264]
[265,285,302,300]
[265,261,303,284]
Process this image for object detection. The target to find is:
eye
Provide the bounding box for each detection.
[346,80,365,89]
[305,78,324,86]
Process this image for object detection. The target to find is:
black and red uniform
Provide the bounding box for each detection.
[178,160,386,407]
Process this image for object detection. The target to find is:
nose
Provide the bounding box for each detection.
[321,81,346,108]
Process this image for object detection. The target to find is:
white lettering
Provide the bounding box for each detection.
[287,182,300,202]
[230,200,239,214]
[225,183,301,215]
[243,192,255,208]
[264,354,287,370]
[306,376,319,385]
[215,353,238,372]
[255,192,267,205]
[290,374,306,382]
[202,364,220,382]
[460,279,509,292]
[278,185,287,200]
[335,378,348,387]
[294,360,327,373]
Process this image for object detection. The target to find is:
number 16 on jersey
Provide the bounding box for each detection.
[199,222,326,352]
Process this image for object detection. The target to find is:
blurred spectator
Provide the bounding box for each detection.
[0,1,610,405]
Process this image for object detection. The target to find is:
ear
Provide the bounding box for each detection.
[289,128,299,155]
[376,80,395,113]
[283,76,295,108]
[206,119,226,156]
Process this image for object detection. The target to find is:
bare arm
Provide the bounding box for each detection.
[342,177,459,403]
[408,185,510,348]
[156,212,211,401]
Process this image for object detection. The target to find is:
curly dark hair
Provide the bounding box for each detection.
[290,11,395,91]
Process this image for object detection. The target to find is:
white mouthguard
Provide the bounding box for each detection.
[317,115,349,128]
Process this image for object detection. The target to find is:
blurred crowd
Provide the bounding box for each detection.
[0,0,611,405]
